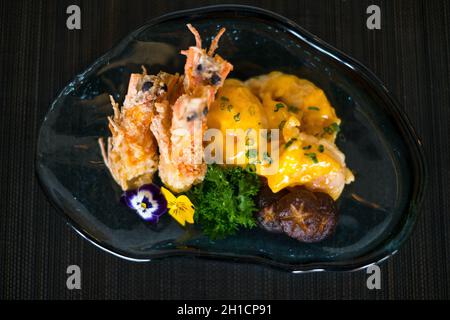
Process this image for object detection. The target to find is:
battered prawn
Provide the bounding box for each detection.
[98,69,178,190]
[151,24,233,192]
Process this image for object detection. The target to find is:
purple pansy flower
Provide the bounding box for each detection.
[122,184,168,223]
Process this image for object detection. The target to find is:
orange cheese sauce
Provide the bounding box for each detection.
[207,73,354,200]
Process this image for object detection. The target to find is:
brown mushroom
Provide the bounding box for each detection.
[255,178,287,233]
[277,187,338,242]
[256,184,338,242]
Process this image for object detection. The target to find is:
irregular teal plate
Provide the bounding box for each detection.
[36,5,426,272]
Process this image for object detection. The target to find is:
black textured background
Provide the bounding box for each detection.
[1,0,449,300]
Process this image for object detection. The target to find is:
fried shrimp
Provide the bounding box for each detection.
[100,25,232,193]
[152,24,233,193]
[98,69,177,190]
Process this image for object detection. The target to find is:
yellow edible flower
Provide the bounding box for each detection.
[160,187,195,226]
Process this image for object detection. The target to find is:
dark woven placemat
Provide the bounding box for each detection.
[1,0,448,299]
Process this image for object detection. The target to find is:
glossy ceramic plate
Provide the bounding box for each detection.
[36,5,426,272]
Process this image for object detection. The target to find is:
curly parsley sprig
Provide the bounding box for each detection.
[188,165,260,239]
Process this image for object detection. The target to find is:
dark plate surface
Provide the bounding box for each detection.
[36,5,426,272]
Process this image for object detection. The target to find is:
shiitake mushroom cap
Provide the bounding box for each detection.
[277,187,338,242]
[256,183,338,242]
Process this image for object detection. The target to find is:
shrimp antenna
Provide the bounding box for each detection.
[208,27,226,56]
[187,24,202,48]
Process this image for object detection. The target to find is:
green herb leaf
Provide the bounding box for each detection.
[318,144,324,153]
[302,145,312,150]
[324,122,340,135]
[188,165,260,239]
[304,152,319,163]
[284,138,298,149]
[308,106,320,111]
[220,96,229,101]
[233,112,241,122]
[278,120,287,130]
[274,103,284,112]
[330,122,340,133]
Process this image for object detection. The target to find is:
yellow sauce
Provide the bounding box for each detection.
[207,73,354,199]
[208,79,268,165]
[246,71,340,142]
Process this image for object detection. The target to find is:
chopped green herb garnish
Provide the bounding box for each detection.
[324,122,340,135]
[220,96,229,101]
[274,103,284,112]
[284,138,297,149]
[226,104,233,112]
[308,106,320,111]
[318,144,325,153]
[302,145,312,150]
[278,120,287,130]
[330,122,340,132]
[233,112,241,122]
[288,105,300,113]
[304,152,318,163]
